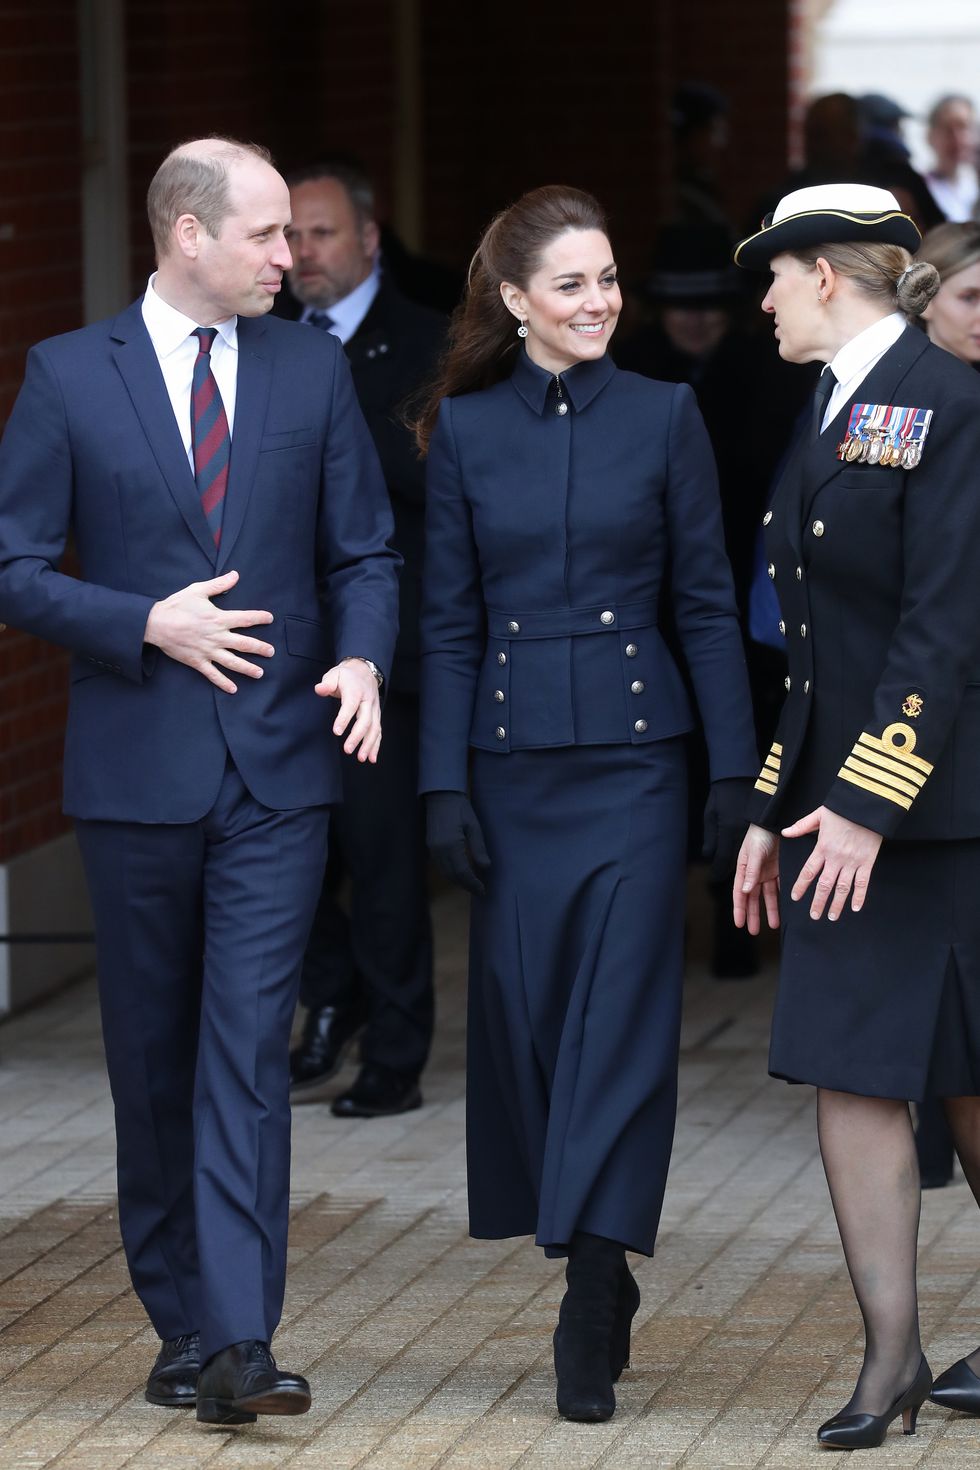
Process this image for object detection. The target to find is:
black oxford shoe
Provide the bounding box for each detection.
[145,1331,199,1407]
[289,1004,366,1103]
[330,1063,422,1118]
[196,1339,311,1424]
[930,1356,980,1415]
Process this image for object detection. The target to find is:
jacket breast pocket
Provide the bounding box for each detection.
[260,429,317,453]
[284,615,333,663]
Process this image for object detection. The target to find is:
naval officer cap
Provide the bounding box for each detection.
[734,183,921,270]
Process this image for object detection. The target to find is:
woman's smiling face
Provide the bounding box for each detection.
[501,229,622,375]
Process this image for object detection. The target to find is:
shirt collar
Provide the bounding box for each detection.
[828,311,906,388]
[510,344,617,415]
[299,263,381,343]
[141,273,238,358]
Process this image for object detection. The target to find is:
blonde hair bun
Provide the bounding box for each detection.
[896,261,941,316]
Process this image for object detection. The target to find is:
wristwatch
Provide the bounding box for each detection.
[343,656,384,689]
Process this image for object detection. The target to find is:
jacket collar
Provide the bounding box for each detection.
[510,344,617,415]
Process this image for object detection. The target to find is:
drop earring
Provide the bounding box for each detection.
[517,320,529,338]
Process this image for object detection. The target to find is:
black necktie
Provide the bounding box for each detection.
[307,310,335,332]
[812,365,837,440]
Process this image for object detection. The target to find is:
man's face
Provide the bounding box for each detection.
[285,178,379,310]
[194,158,292,319]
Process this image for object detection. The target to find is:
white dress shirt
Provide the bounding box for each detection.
[299,263,381,343]
[821,312,907,434]
[925,166,979,224]
[141,274,238,473]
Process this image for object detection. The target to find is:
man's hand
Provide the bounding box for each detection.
[315,658,382,763]
[733,823,780,935]
[143,570,274,694]
[781,806,882,921]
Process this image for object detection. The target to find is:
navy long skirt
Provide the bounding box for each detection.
[467,738,687,1257]
[772,832,980,1100]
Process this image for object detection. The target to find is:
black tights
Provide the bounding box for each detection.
[818,1088,980,1414]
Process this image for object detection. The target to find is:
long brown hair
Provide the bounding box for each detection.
[412,185,608,454]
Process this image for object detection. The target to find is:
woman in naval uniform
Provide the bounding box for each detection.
[415,186,758,1423]
[734,183,980,1449]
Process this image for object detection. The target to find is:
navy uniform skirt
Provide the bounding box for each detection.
[771,832,980,1100]
[467,738,687,1257]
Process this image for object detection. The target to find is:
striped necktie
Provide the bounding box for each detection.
[191,328,230,547]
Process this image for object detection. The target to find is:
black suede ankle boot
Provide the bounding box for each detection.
[610,1261,641,1381]
[553,1231,624,1422]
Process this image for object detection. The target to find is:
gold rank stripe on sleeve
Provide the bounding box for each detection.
[754,740,782,796]
[837,728,934,812]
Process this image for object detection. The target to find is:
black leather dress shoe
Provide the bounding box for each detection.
[196,1340,311,1424]
[931,1356,980,1414]
[145,1331,200,1407]
[330,1063,422,1118]
[289,1004,365,1103]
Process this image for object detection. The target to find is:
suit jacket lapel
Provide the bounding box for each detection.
[800,326,931,522]
[216,316,271,570]
[110,301,218,565]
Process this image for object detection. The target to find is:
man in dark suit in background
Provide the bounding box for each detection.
[279,161,446,1118]
[0,138,399,1422]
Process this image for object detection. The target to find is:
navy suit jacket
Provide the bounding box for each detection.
[0,300,400,821]
[418,349,758,793]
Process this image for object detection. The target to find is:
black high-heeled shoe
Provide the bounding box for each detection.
[553,1232,622,1422]
[930,1355,980,1415]
[609,1263,640,1382]
[817,1356,932,1449]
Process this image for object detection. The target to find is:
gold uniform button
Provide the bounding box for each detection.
[507,620,520,634]
[767,562,776,580]
[495,726,506,740]
[497,651,507,666]
[631,680,644,694]
[634,719,648,733]
[493,689,505,702]
[812,520,825,537]
[784,676,792,691]
[778,619,786,635]
[625,643,637,657]
[763,510,773,525]
[600,610,615,625]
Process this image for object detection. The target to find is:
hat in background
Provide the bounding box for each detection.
[859,93,913,129]
[734,182,921,269]
[642,223,742,306]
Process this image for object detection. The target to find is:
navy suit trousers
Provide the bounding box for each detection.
[75,759,329,1362]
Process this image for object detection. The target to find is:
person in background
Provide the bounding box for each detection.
[416,185,757,1423]
[279,160,446,1119]
[924,96,979,223]
[669,82,733,230]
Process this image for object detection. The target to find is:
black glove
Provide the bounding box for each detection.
[702,777,754,883]
[425,790,491,897]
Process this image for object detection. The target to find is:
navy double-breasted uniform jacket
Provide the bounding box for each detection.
[418,348,758,793]
[750,326,980,840]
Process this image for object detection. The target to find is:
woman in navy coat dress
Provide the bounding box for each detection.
[415,187,758,1421]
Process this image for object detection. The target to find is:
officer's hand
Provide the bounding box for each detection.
[782,806,882,921]
[733,823,780,934]
[425,790,490,897]
[143,569,275,694]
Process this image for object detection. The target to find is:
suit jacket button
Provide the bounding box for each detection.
[778,619,786,635]
[495,725,506,740]
[494,689,505,702]
[507,620,520,634]
[800,623,807,637]
[767,562,776,580]
[784,675,792,691]
[804,679,811,693]
[631,680,644,694]
[600,610,615,625]
[497,651,507,665]
[367,348,377,358]
[634,719,648,733]
[796,566,803,581]
[763,510,773,525]
[812,520,825,537]
[625,643,637,657]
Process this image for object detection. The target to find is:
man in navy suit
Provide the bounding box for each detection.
[0,138,399,1424]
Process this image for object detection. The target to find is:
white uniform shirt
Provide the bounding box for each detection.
[821,312,907,434]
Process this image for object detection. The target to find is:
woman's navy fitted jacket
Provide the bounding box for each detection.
[418,348,758,793]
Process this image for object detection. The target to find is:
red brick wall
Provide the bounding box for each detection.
[0,2,83,862]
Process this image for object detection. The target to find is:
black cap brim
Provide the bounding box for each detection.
[734,209,921,270]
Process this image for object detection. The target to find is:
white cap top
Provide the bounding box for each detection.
[772,183,903,223]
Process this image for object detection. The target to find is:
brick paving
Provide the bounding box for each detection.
[1,882,980,1468]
